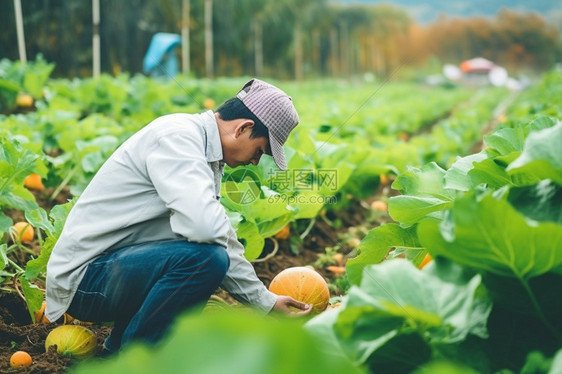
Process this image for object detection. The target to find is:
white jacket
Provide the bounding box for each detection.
[45,111,278,322]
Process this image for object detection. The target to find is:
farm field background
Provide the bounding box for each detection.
[1,57,562,373]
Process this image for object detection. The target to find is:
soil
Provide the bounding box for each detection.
[0,292,111,374]
[0,180,394,373]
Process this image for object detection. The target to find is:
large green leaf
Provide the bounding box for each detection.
[25,207,55,233]
[507,120,562,185]
[506,180,562,224]
[412,360,480,374]
[389,196,452,226]
[235,220,264,261]
[444,152,488,191]
[23,59,55,97]
[389,163,457,226]
[26,200,75,280]
[468,157,512,190]
[73,309,364,374]
[346,224,421,285]
[392,162,455,198]
[550,349,562,374]
[290,190,325,219]
[20,277,45,323]
[0,211,13,232]
[0,187,38,211]
[483,127,526,156]
[305,307,350,361]
[418,193,562,280]
[320,260,491,366]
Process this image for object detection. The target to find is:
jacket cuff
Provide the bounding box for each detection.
[255,289,278,314]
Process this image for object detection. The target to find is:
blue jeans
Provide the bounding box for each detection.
[67,239,229,353]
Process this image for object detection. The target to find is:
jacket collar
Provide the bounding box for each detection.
[201,110,223,163]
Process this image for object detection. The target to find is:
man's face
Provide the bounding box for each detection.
[224,122,270,168]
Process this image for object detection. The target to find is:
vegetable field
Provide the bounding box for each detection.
[1,57,562,373]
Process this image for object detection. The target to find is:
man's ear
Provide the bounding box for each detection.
[234,119,255,138]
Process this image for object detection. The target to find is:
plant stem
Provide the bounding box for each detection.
[12,273,26,302]
[519,276,561,341]
[251,237,279,263]
[299,218,316,240]
[50,165,78,201]
[8,258,24,273]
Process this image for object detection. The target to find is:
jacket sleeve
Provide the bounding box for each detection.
[221,225,278,313]
[146,129,230,247]
[146,127,277,313]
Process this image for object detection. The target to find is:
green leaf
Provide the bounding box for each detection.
[483,127,526,156]
[527,116,558,133]
[389,163,457,225]
[328,260,491,365]
[235,220,264,261]
[389,196,453,226]
[412,360,481,374]
[22,56,54,97]
[25,207,55,234]
[444,152,488,191]
[361,261,490,341]
[366,332,433,373]
[507,180,562,224]
[333,301,403,365]
[392,162,453,197]
[20,277,44,323]
[549,348,562,374]
[520,351,555,374]
[73,309,363,374]
[81,151,105,173]
[291,190,326,219]
[0,244,8,271]
[305,307,350,361]
[318,162,354,196]
[346,224,421,286]
[26,200,75,280]
[256,213,293,239]
[0,211,13,232]
[418,193,562,279]
[507,121,562,185]
[468,157,512,190]
[0,188,38,211]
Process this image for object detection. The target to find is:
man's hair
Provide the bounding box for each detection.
[216,97,269,139]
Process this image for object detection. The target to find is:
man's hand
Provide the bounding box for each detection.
[272,295,313,316]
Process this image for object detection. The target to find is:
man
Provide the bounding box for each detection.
[45,78,312,354]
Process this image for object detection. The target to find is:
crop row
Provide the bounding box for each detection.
[2,57,560,373]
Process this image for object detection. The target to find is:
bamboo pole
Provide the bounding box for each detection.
[294,20,303,82]
[181,0,190,74]
[92,0,100,77]
[330,27,338,76]
[13,0,27,63]
[204,0,214,78]
[339,21,348,78]
[253,17,263,77]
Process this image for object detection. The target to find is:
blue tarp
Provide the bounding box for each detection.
[143,33,181,77]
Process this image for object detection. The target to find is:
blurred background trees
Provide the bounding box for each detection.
[1,0,560,79]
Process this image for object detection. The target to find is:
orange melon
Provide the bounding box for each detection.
[10,351,32,368]
[10,222,34,243]
[24,173,45,191]
[274,224,290,240]
[269,266,330,313]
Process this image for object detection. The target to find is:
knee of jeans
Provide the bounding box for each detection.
[207,245,229,278]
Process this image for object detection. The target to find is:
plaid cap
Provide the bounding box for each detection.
[237,79,299,170]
